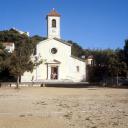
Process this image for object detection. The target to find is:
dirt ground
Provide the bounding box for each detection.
[0,87,128,128]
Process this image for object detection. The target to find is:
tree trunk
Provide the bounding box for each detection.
[116,72,119,86]
[16,76,20,89]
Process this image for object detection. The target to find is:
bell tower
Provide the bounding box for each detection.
[47,9,61,39]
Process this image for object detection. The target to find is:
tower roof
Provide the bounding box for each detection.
[47,9,60,17]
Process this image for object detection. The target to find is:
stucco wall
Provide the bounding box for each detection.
[21,38,86,82]
[47,16,60,38]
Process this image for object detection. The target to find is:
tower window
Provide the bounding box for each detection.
[52,19,56,28]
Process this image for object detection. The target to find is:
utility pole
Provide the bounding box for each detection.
[116,64,119,86]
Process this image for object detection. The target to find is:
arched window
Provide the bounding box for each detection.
[52,19,56,28]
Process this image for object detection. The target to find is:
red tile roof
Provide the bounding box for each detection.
[48,9,60,17]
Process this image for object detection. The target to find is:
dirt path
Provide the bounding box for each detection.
[0,87,128,128]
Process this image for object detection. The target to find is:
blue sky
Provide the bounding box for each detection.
[0,0,128,49]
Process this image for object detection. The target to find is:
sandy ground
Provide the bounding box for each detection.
[0,87,128,128]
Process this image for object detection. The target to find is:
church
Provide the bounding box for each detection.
[21,9,86,82]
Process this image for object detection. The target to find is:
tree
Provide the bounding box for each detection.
[84,48,127,86]
[31,35,47,44]
[0,42,10,70]
[9,40,33,88]
[124,39,128,78]
[0,42,12,82]
[0,29,44,86]
[8,38,36,88]
[0,29,43,87]
[107,49,127,85]
[84,49,113,82]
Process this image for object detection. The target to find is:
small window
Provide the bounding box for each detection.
[76,66,80,72]
[52,19,56,28]
[51,48,57,54]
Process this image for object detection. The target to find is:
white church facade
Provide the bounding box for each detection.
[21,9,86,82]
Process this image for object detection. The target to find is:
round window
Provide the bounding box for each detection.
[51,48,57,54]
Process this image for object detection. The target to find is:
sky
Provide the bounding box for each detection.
[0,0,128,49]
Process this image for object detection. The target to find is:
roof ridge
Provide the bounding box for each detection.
[71,55,85,62]
[47,9,60,17]
[53,37,72,46]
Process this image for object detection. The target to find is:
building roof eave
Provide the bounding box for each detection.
[71,55,85,62]
[53,37,72,46]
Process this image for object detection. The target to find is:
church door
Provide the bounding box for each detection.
[51,66,58,79]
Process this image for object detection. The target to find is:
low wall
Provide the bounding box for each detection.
[0,82,89,88]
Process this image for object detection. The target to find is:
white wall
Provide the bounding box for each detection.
[37,38,71,60]
[47,16,60,38]
[86,58,93,65]
[68,57,86,82]
[21,38,86,82]
[3,43,15,53]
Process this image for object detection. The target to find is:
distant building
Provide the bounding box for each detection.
[86,55,94,66]
[1,28,29,53]
[2,42,15,53]
[21,9,86,82]
[11,28,30,36]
